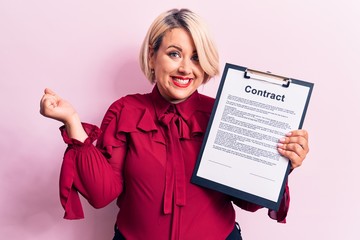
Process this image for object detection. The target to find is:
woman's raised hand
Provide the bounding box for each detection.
[40,88,77,124]
[40,88,88,142]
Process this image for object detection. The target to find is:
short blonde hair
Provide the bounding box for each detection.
[139,9,219,84]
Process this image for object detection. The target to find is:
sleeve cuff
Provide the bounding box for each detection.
[60,123,101,146]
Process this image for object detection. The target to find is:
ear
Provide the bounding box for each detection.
[148,46,155,69]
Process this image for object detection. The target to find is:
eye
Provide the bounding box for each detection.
[191,53,199,62]
[168,51,181,58]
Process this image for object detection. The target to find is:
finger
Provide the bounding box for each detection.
[278,142,306,157]
[287,129,308,140]
[44,88,62,103]
[279,133,309,153]
[277,147,304,169]
[44,88,59,97]
[278,139,308,162]
[41,93,56,105]
[40,95,57,115]
[278,129,309,169]
[45,96,58,108]
[44,87,53,94]
[280,137,309,152]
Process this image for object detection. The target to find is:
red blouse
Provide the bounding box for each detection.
[59,86,290,240]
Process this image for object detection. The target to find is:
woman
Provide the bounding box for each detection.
[40,8,309,240]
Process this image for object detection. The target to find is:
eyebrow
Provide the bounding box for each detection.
[167,45,182,51]
[167,45,197,54]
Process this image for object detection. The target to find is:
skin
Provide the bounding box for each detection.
[39,27,309,169]
[39,88,88,142]
[149,28,205,104]
[278,130,309,169]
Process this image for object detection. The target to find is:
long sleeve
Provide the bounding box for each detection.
[267,184,290,223]
[232,184,290,223]
[59,106,127,219]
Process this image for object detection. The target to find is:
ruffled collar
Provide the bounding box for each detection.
[150,85,200,121]
[149,85,208,139]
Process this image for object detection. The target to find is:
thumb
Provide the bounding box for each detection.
[44,88,57,96]
[43,88,63,104]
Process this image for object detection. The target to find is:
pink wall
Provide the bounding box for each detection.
[1,0,359,239]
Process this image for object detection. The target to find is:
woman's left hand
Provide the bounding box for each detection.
[277,130,309,169]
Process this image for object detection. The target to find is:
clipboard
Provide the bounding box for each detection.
[191,63,314,211]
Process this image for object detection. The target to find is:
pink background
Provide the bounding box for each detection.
[1,0,360,239]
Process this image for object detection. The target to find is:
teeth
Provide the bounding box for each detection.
[173,78,190,84]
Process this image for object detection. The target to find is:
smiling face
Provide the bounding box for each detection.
[149,28,205,104]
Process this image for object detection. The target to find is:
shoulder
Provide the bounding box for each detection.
[107,92,152,112]
[100,93,152,127]
[99,92,156,133]
[197,93,215,113]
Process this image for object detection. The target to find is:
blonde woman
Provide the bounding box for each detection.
[40,8,309,240]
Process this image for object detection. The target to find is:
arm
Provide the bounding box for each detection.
[40,88,125,219]
[60,123,124,208]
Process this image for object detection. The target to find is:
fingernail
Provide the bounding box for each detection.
[279,138,286,143]
[277,143,284,147]
[286,132,292,136]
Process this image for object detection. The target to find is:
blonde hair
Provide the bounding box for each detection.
[139,9,219,84]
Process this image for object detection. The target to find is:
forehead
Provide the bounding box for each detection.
[161,28,196,50]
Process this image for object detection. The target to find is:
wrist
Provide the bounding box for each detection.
[63,113,81,128]
[64,114,88,142]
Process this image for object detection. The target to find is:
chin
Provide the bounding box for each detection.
[173,92,194,102]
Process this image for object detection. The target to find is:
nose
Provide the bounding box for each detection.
[178,59,191,75]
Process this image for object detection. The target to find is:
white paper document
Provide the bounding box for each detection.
[192,63,313,210]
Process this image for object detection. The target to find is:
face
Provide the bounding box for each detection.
[149,28,205,103]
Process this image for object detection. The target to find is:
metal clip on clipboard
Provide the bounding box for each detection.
[244,69,291,88]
